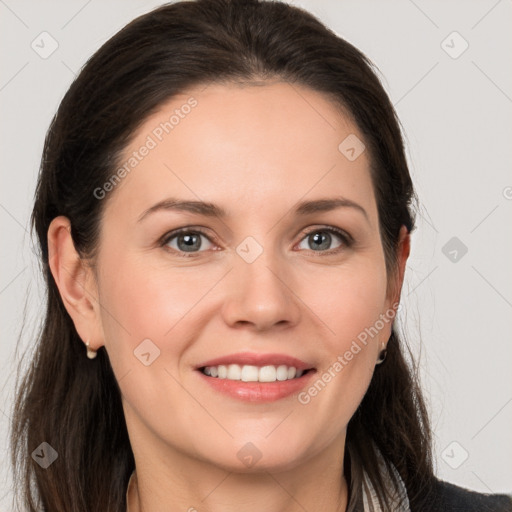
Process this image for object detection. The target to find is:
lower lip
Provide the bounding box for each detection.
[197,370,316,402]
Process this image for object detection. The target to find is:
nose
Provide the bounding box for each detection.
[221,248,301,332]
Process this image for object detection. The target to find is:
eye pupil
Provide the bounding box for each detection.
[309,231,331,251]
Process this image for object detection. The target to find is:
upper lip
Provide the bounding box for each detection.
[196,352,314,371]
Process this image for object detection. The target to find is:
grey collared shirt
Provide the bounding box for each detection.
[345,442,410,512]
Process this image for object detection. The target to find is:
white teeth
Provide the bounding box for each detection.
[259,365,277,382]
[227,364,242,380]
[276,365,288,381]
[218,365,227,379]
[202,364,307,382]
[241,365,259,382]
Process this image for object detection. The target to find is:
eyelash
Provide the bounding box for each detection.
[159,226,353,258]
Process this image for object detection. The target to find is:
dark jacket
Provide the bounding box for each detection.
[418,478,512,512]
[348,477,512,511]
[345,443,512,511]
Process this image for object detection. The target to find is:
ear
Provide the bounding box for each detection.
[47,216,104,352]
[394,225,410,300]
[385,225,410,325]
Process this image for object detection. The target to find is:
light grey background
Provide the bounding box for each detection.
[1,0,511,508]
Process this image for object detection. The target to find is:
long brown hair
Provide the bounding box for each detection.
[11,0,434,510]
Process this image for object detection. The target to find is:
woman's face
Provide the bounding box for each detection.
[86,81,407,472]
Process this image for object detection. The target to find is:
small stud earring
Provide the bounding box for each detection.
[86,340,97,359]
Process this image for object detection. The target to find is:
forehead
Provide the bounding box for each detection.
[102,81,376,223]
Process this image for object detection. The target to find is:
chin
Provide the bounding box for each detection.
[191,433,315,474]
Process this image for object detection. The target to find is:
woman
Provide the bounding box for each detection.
[11,0,512,510]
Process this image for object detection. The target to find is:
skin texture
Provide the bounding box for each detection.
[48,81,410,512]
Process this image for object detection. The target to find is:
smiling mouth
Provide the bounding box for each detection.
[199,364,314,383]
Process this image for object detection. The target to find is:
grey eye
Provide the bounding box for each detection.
[165,232,214,253]
[297,229,344,252]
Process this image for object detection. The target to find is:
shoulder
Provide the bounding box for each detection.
[419,477,512,512]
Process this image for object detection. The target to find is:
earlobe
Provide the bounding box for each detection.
[47,216,103,351]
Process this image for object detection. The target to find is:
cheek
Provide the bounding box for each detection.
[95,254,208,438]
[294,268,387,442]
[96,251,231,373]
[96,253,194,367]
[294,252,388,407]
[299,253,389,351]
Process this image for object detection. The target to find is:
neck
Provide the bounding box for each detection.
[126,441,349,512]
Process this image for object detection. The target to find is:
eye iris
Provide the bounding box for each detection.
[309,231,331,251]
[178,233,201,252]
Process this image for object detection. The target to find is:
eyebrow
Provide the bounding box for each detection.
[295,197,368,221]
[137,196,368,222]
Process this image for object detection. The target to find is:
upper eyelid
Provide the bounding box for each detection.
[298,225,352,242]
[161,227,214,244]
